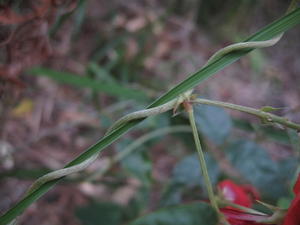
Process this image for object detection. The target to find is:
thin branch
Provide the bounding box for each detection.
[185,102,219,213]
[191,99,300,132]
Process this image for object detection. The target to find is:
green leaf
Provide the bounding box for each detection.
[124,186,150,220]
[116,139,152,186]
[194,104,232,145]
[160,153,220,206]
[28,67,147,102]
[225,140,298,201]
[87,62,117,84]
[160,184,184,207]
[2,9,300,225]
[127,202,217,225]
[76,202,123,225]
[172,153,220,187]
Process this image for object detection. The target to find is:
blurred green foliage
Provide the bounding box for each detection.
[76,202,123,225]
[128,202,217,225]
[194,105,233,145]
[225,140,298,202]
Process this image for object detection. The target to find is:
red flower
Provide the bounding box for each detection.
[218,180,259,208]
[282,174,300,225]
[221,208,269,225]
[218,180,268,225]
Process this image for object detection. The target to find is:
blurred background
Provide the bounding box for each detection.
[0,0,299,224]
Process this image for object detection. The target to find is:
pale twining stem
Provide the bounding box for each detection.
[185,103,219,214]
[106,90,194,133]
[287,0,300,13]
[204,0,299,68]
[191,99,300,132]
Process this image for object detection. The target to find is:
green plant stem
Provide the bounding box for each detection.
[186,104,219,214]
[87,125,192,181]
[187,104,230,225]
[191,99,300,132]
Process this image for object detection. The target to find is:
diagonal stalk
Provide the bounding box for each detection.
[185,102,219,213]
[185,102,230,225]
[191,98,300,132]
